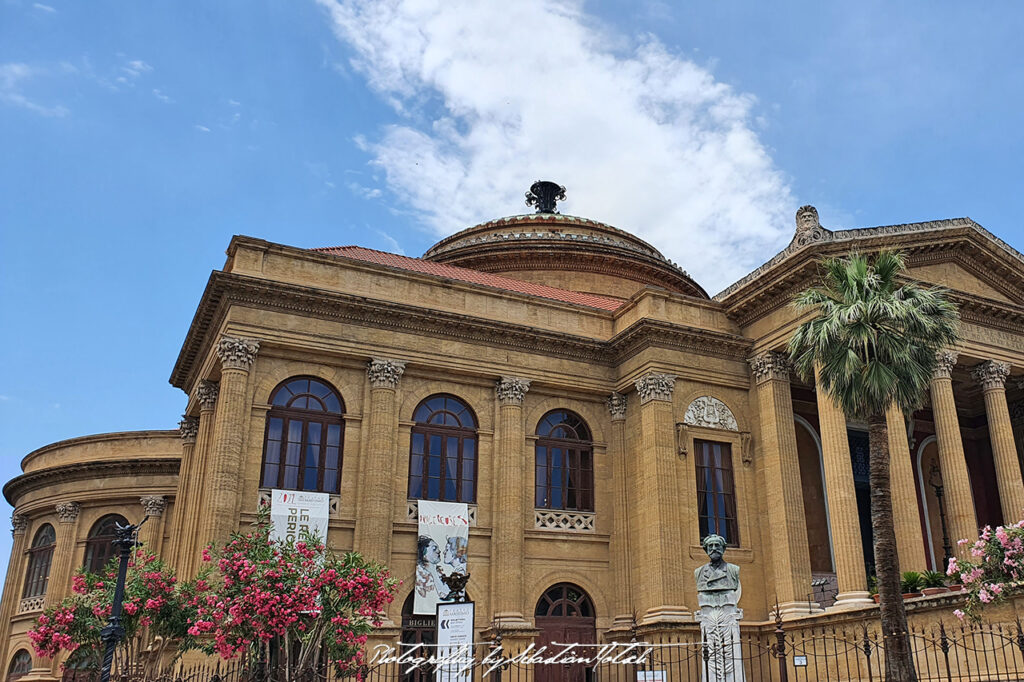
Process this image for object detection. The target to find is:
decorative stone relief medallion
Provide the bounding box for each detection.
[607,392,627,420]
[683,396,739,431]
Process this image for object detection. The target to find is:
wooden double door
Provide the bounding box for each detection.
[534,584,597,682]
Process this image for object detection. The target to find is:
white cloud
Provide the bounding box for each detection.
[194,124,211,132]
[33,3,57,13]
[316,0,793,291]
[0,62,69,117]
[152,88,173,103]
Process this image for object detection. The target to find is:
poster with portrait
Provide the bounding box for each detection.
[414,500,469,615]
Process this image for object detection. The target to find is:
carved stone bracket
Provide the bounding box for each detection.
[11,513,28,537]
[676,423,689,456]
[748,351,791,384]
[740,432,753,466]
[56,501,81,524]
[971,360,1010,391]
[216,336,260,371]
[634,372,676,404]
[496,377,531,406]
[933,351,958,380]
[141,495,167,517]
[196,379,220,410]
[683,396,739,431]
[179,415,199,443]
[367,358,407,389]
[607,392,627,421]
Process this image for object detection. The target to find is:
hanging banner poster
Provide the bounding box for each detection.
[435,601,474,682]
[415,500,469,615]
[269,489,330,544]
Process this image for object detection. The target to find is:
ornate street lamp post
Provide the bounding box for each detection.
[928,461,954,569]
[99,517,147,682]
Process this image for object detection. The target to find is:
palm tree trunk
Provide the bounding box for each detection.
[868,413,917,682]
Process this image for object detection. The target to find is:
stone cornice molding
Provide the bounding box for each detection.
[4,459,181,508]
[178,416,199,443]
[933,351,958,380]
[971,360,1010,391]
[367,358,406,389]
[196,380,220,410]
[55,501,81,524]
[496,377,531,406]
[216,336,260,371]
[634,372,676,404]
[609,319,752,364]
[607,392,627,421]
[11,513,28,536]
[748,351,791,385]
[140,495,167,516]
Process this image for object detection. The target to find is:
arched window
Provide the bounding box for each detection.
[535,410,593,511]
[6,650,31,682]
[23,525,55,599]
[262,377,345,493]
[409,395,478,503]
[535,583,594,618]
[84,515,128,574]
[695,439,739,546]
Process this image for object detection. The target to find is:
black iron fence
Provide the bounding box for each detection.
[65,620,1024,682]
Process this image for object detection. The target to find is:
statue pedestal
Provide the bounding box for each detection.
[695,605,745,682]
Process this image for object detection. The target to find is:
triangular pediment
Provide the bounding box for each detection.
[907,261,1014,303]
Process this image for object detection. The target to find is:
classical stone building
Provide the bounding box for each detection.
[4,184,1024,680]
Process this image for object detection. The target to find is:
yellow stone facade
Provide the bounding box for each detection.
[5,198,1024,678]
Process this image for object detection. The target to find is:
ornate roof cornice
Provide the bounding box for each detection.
[609,319,753,364]
[4,458,181,507]
[21,430,180,472]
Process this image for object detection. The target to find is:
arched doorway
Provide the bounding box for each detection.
[534,584,596,682]
[400,593,436,682]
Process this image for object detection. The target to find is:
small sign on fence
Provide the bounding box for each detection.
[793,655,807,667]
[636,671,665,682]
[436,601,474,682]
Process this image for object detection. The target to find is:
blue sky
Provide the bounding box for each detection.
[2,0,1023,579]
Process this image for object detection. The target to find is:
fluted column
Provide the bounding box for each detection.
[749,352,815,615]
[169,416,198,561]
[205,336,259,545]
[814,369,872,608]
[632,372,688,624]
[354,358,406,564]
[606,392,634,630]
[885,403,927,571]
[181,381,219,575]
[47,502,81,606]
[930,351,977,553]
[139,496,167,555]
[973,361,1024,524]
[0,514,29,658]
[492,377,531,628]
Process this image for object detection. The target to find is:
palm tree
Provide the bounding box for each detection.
[788,251,959,682]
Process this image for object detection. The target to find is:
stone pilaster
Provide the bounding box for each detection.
[0,513,29,651]
[972,361,1024,523]
[885,403,927,571]
[354,359,406,565]
[204,337,259,545]
[606,392,634,631]
[179,381,218,576]
[48,502,81,606]
[491,377,532,629]
[632,371,689,624]
[813,369,872,608]
[169,416,198,565]
[749,352,816,615]
[139,496,167,555]
[930,351,977,554]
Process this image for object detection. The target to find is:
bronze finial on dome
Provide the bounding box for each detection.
[525,181,566,214]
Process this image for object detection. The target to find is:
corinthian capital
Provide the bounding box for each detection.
[748,351,790,384]
[140,495,167,517]
[972,360,1010,391]
[216,336,260,371]
[196,379,219,409]
[634,372,676,404]
[55,501,81,524]
[496,377,531,406]
[367,358,406,389]
[933,351,958,380]
[179,415,199,443]
[11,513,28,536]
[607,392,627,421]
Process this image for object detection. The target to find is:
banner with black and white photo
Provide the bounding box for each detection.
[414,500,469,615]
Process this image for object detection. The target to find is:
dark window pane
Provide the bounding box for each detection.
[428,455,441,477]
[410,454,423,477]
[324,469,338,493]
[429,435,442,456]
[462,459,474,481]
[285,441,301,466]
[267,417,283,441]
[324,393,342,413]
[462,479,474,502]
[427,478,440,500]
[263,463,279,488]
[283,465,298,489]
[264,438,281,465]
[412,433,425,454]
[326,446,340,469]
[463,439,476,459]
[444,478,457,501]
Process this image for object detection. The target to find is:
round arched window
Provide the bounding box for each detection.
[7,650,31,682]
[262,377,345,493]
[408,395,478,503]
[84,514,129,574]
[22,525,56,599]
[535,410,593,511]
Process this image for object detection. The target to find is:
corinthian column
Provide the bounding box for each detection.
[491,377,531,628]
[169,416,198,564]
[0,514,29,635]
[749,352,816,615]
[181,381,219,575]
[47,502,81,606]
[205,336,259,544]
[354,358,406,564]
[930,351,977,553]
[885,403,927,571]
[813,369,872,608]
[139,496,167,555]
[606,392,634,630]
[632,371,688,624]
[973,361,1024,523]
